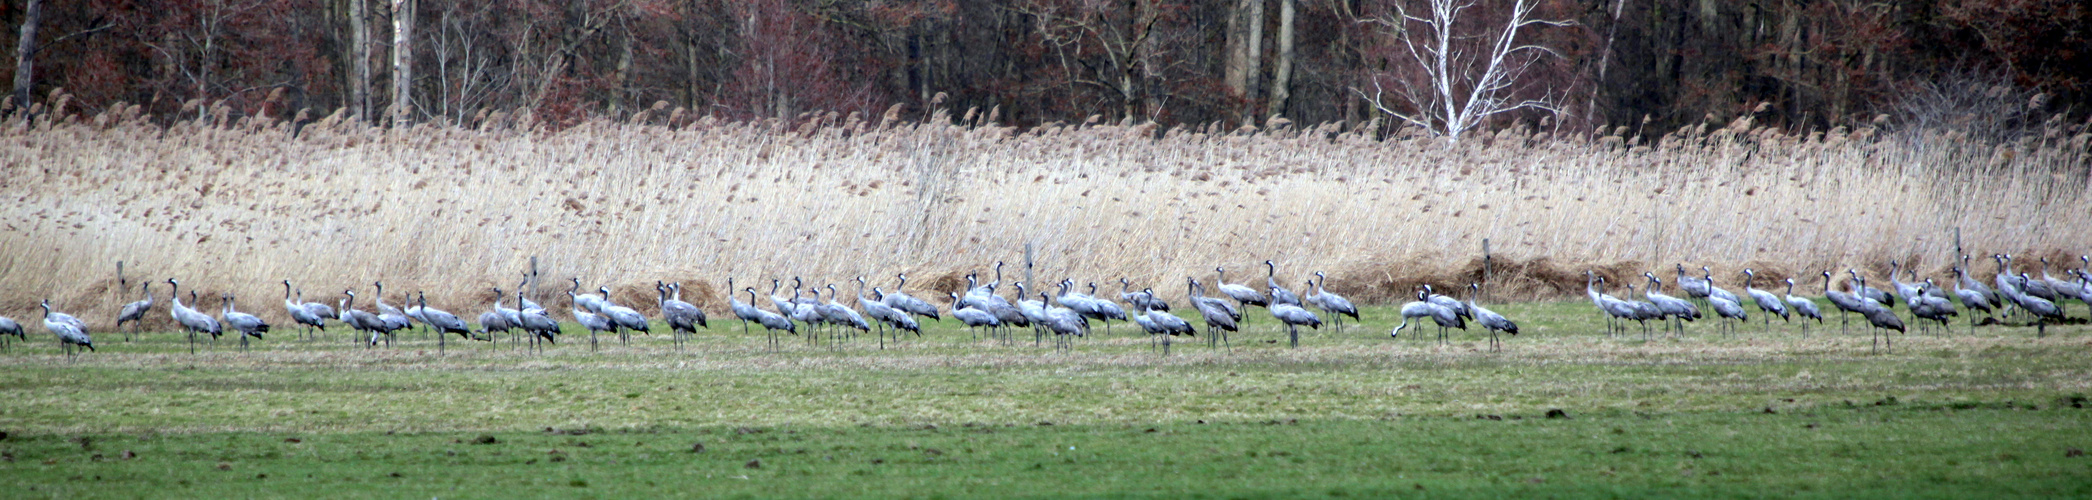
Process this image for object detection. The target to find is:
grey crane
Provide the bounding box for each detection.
[1085,282,1130,331]
[1642,272,1700,336]
[1952,265,1997,331]
[869,288,921,345]
[1421,284,1472,320]
[949,292,1001,340]
[282,281,326,341]
[570,277,609,313]
[1991,255,2021,313]
[1848,270,1894,308]
[372,281,409,318]
[1011,282,1049,345]
[1887,261,1920,304]
[336,290,389,348]
[1708,295,1747,336]
[883,274,942,320]
[1784,278,1823,337]
[42,299,93,360]
[166,279,221,353]
[2019,258,2060,302]
[1860,296,1907,353]
[1586,272,1636,337]
[513,285,561,354]
[1824,271,1873,335]
[116,280,152,342]
[1675,264,1713,302]
[659,281,708,348]
[0,315,23,352]
[2009,274,2064,338]
[1037,291,1089,353]
[1188,278,1238,352]
[1908,280,1957,336]
[727,278,762,335]
[1215,266,1269,310]
[1267,285,1322,348]
[220,293,270,351]
[1465,284,1518,352]
[569,290,613,352]
[1392,288,1463,344]
[1308,272,1359,331]
[1264,260,1301,307]
[1742,269,1789,331]
[768,279,798,318]
[854,277,905,348]
[2042,257,2087,310]
[417,292,472,353]
[1702,267,1741,305]
[746,287,796,351]
[1956,255,1999,306]
[791,278,821,315]
[1119,278,1170,312]
[596,287,651,346]
[368,282,412,345]
[1621,283,1664,339]
[488,287,524,343]
[1053,280,1106,336]
[478,287,515,343]
[789,286,826,346]
[822,284,873,343]
[1134,302,1195,356]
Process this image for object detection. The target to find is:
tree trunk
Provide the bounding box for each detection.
[1223,0,1265,124]
[390,0,414,126]
[11,0,42,113]
[1269,0,1295,121]
[611,20,634,118]
[351,0,370,123]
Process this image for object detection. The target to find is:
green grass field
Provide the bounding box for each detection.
[4,300,2090,498]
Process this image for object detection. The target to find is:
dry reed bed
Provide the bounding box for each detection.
[3,107,2088,328]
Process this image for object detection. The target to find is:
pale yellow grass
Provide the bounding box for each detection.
[2,105,2088,328]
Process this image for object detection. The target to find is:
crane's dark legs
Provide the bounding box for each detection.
[1288,324,1298,348]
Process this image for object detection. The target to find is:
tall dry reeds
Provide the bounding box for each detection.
[3,102,2088,329]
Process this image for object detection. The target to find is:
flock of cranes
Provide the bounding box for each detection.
[6,254,2088,360]
[1583,255,2091,352]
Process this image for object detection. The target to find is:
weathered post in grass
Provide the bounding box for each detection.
[1024,243,1034,290]
[1953,227,1963,261]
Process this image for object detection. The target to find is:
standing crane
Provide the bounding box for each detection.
[949,292,1000,341]
[659,281,708,349]
[1215,266,1269,313]
[41,299,93,360]
[1824,271,1871,335]
[0,315,23,353]
[570,290,613,352]
[1742,269,1789,331]
[1708,295,1747,337]
[1642,272,1700,336]
[116,280,153,342]
[282,281,327,341]
[478,288,515,344]
[1465,284,1518,352]
[727,278,761,335]
[1264,260,1301,307]
[2007,274,2064,338]
[1308,272,1359,331]
[884,274,942,321]
[747,287,796,351]
[1268,285,1322,348]
[417,292,472,353]
[1784,278,1823,337]
[1392,287,1463,344]
[596,287,651,346]
[337,290,384,347]
[514,285,561,354]
[166,279,221,354]
[1188,278,1238,352]
[1952,265,1997,332]
[220,294,270,351]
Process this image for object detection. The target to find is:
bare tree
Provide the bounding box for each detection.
[390,0,414,125]
[350,0,371,122]
[1354,0,1572,143]
[1222,0,1264,123]
[11,0,42,111]
[1269,0,1297,121]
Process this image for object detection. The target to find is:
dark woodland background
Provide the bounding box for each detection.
[2,0,2085,138]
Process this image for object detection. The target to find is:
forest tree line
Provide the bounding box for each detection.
[2,0,2084,139]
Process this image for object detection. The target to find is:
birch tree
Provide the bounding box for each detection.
[1354,0,1572,143]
